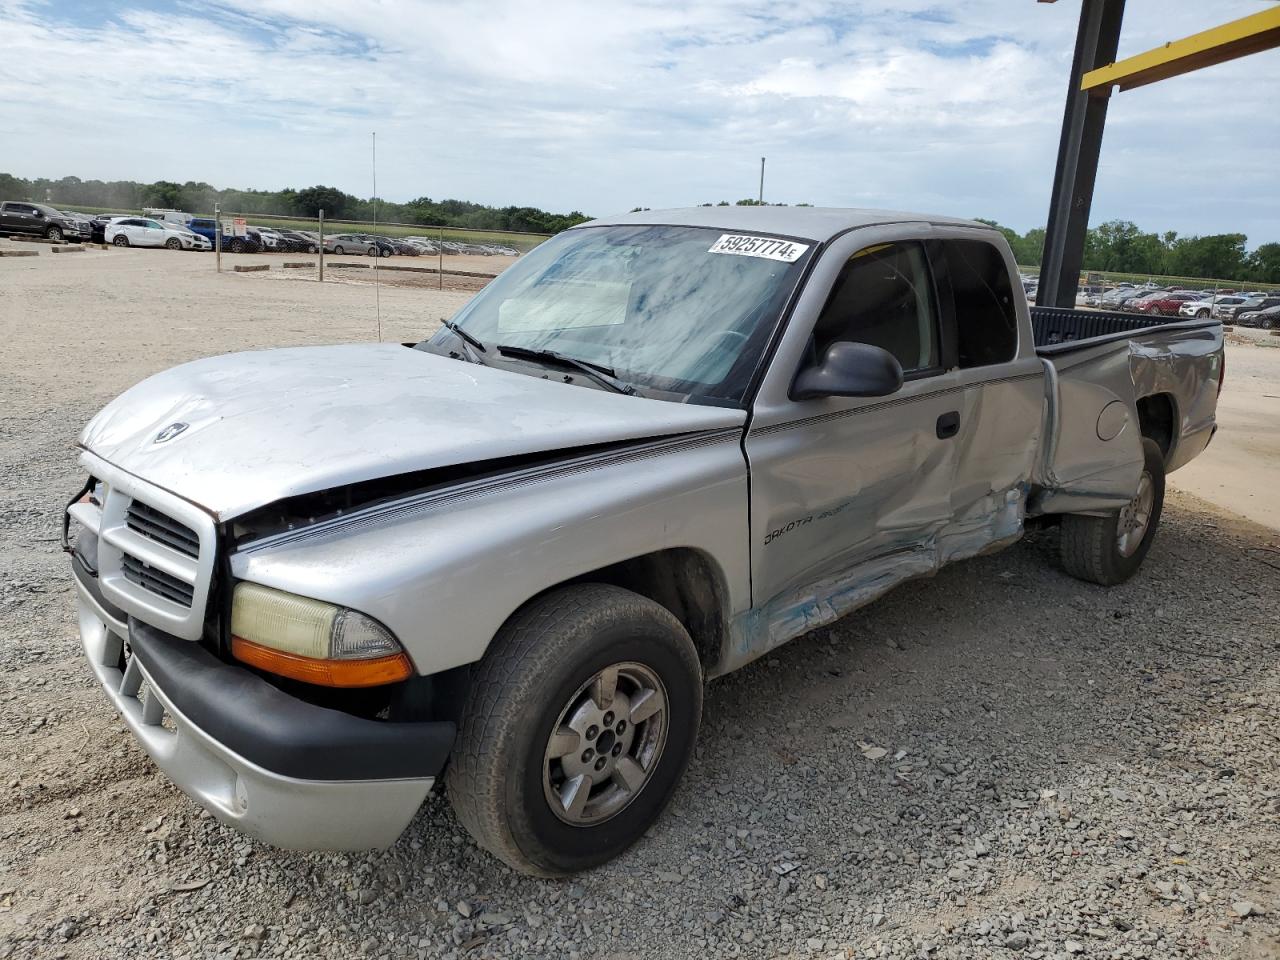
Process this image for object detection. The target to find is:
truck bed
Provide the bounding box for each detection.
[1031,306,1219,354]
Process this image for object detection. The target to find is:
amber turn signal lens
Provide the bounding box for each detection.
[231,635,412,688]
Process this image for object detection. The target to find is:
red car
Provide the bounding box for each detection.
[1131,292,1204,317]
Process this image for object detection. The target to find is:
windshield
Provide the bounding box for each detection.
[417,224,813,404]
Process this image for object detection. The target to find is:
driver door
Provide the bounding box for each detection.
[141,220,166,246]
[740,232,962,663]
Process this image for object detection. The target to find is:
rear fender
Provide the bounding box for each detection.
[1031,352,1142,516]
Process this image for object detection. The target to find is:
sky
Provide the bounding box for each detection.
[1,0,1277,242]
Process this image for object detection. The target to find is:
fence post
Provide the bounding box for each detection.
[214,202,221,272]
[438,225,443,290]
[318,209,325,282]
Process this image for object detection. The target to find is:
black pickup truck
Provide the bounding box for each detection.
[0,200,89,242]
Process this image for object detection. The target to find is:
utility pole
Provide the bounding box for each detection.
[758,157,766,204]
[214,202,221,272]
[318,208,324,282]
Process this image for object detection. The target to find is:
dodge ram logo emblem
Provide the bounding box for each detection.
[153,422,189,444]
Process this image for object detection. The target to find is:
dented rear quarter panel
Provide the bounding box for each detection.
[1033,321,1223,515]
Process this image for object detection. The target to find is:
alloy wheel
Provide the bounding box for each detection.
[542,662,668,826]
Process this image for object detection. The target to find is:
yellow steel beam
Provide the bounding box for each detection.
[1081,6,1280,96]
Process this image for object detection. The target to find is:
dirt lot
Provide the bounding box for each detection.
[1,245,1277,960]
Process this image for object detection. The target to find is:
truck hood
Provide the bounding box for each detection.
[80,343,746,520]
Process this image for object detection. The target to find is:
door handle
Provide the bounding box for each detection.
[936,411,960,439]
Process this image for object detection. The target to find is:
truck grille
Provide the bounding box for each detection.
[126,500,200,558]
[122,554,195,608]
[73,455,218,642]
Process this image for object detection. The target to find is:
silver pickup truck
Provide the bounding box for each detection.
[65,207,1223,876]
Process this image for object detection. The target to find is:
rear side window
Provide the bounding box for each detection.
[939,239,1018,367]
[811,242,939,374]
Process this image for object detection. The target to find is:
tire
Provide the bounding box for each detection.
[447,583,703,877]
[333,246,344,255]
[1059,437,1165,586]
[112,234,129,247]
[1262,317,1276,331]
[229,238,245,254]
[45,226,63,242]
[1196,309,1210,319]
[366,247,377,257]
[165,238,182,250]
[379,247,391,258]
[308,244,318,254]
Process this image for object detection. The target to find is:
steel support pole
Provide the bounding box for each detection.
[1037,0,1125,308]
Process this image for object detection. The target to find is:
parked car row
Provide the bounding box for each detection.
[1073,280,1280,325]
[322,233,520,258]
[4,202,525,258]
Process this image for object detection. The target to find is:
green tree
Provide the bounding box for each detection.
[294,185,350,218]
[1247,243,1280,284]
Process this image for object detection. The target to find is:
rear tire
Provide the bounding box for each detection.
[1059,438,1165,586]
[229,238,246,254]
[367,247,377,257]
[112,234,129,247]
[447,584,702,877]
[333,245,345,255]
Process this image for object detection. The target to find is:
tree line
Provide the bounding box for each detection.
[4,172,1276,282]
[0,173,591,235]
[977,218,1280,284]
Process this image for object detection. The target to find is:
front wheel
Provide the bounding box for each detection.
[1262,316,1276,331]
[165,237,182,250]
[447,584,702,876]
[366,246,377,257]
[1059,437,1165,586]
[45,225,63,241]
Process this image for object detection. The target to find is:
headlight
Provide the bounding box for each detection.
[230,582,412,687]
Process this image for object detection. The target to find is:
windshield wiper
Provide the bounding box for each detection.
[441,320,486,364]
[495,344,636,395]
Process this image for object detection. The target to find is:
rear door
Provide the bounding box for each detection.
[927,235,1044,554]
[2,202,38,234]
[741,228,962,666]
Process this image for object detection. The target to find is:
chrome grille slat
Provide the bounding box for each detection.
[121,554,196,607]
[126,500,200,557]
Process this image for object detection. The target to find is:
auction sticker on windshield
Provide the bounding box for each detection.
[708,234,810,263]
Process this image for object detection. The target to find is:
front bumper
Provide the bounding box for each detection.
[73,564,452,850]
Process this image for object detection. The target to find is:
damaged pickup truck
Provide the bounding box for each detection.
[66,207,1223,876]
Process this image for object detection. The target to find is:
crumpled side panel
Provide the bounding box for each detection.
[723,483,1026,674]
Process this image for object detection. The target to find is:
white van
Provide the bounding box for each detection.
[141,208,193,226]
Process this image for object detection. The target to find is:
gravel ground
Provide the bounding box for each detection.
[1,247,1278,960]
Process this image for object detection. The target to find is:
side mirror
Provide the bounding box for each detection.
[791,341,904,401]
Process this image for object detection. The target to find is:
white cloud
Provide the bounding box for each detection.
[0,0,1276,242]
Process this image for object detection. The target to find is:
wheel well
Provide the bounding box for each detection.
[565,548,729,676]
[1136,393,1176,459]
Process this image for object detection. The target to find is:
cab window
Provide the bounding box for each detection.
[811,241,939,374]
[938,239,1018,367]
